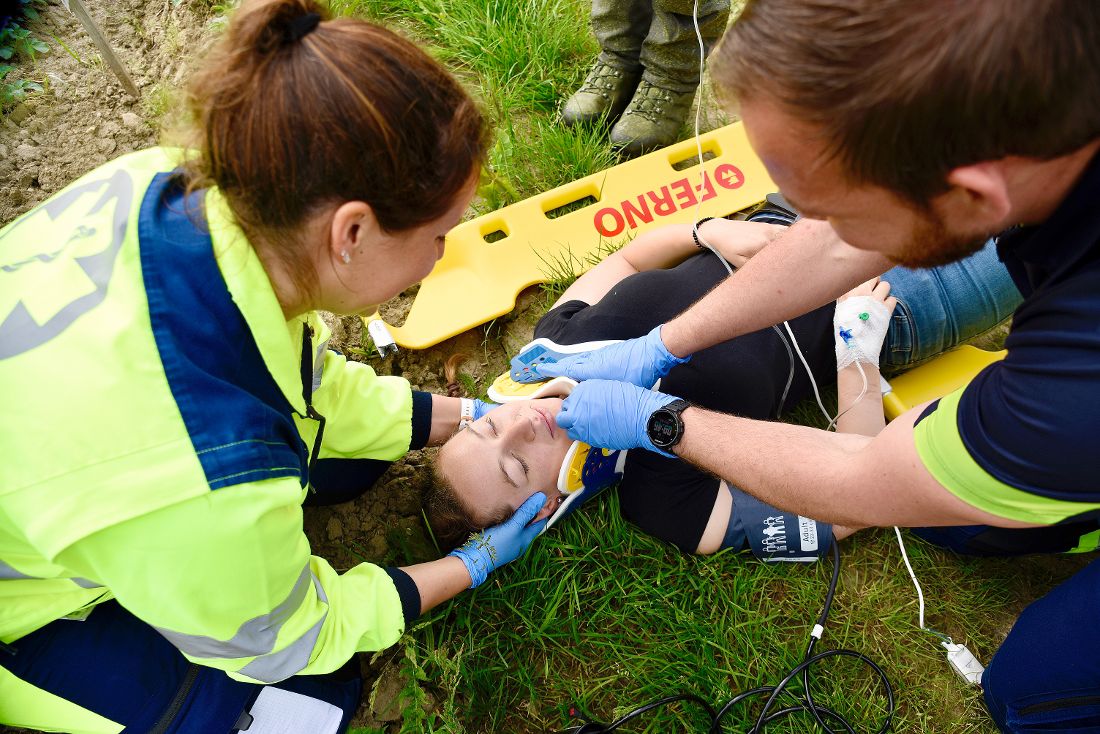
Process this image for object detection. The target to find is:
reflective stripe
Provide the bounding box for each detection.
[311,337,327,393]
[236,572,330,684]
[0,561,102,588]
[154,564,315,659]
[237,615,326,683]
[0,560,35,580]
[914,389,1100,524]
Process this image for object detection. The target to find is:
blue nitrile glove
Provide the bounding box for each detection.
[534,325,689,387]
[448,492,547,588]
[472,399,498,420]
[555,379,680,457]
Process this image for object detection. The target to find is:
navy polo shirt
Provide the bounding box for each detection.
[914,149,1100,525]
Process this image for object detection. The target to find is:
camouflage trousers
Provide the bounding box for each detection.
[592,0,731,93]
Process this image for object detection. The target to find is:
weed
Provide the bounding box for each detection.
[1,0,48,111]
[0,64,41,107]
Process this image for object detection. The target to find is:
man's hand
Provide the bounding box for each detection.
[535,325,690,387]
[448,492,547,588]
[555,379,680,456]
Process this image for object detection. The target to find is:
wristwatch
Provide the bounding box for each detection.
[646,399,691,452]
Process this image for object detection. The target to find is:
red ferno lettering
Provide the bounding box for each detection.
[592,163,745,238]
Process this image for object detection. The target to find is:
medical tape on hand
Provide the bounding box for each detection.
[834,296,891,370]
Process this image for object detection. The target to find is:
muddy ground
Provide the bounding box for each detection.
[1,1,544,729]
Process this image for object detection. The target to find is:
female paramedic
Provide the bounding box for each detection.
[0,1,544,732]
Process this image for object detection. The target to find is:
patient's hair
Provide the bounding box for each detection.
[426,460,512,552]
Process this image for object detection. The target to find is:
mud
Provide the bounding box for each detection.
[0,2,547,730]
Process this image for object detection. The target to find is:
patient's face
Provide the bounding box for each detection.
[439,398,574,526]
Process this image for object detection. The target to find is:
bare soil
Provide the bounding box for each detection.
[0,1,544,729]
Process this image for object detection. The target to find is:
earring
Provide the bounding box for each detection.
[340,250,351,265]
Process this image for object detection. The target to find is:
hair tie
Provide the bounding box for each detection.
[286,12,321,42]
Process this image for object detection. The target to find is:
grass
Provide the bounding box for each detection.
[389,491,1087,733]
[332,0,593,112]
[308,1,1081,732]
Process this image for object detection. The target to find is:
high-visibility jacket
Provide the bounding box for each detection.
[0,148,430,684]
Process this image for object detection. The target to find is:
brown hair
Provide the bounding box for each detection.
[181,0,488,298]
[425,459,512,552]
[715,0,1100,204]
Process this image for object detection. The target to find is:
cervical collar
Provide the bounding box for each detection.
[545,439,627,533]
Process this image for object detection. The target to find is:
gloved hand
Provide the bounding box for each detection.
[834,284,896,370]
[556,379,680,457]
[471,399,499,421]
[448,492,547,588]
[535,325,689,387]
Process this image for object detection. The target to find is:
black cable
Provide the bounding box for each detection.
[564,541,895,734]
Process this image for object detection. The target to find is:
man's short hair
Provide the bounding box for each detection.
[714,0,1100,204]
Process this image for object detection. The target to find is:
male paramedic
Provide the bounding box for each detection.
[535,1,1100,730]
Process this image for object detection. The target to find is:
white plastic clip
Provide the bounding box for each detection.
[367,319,398,357]
[942,642,985,685]
[810,624,824,640]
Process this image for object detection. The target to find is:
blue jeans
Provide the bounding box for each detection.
[879,238,1023,370]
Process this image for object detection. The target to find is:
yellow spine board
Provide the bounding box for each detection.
[883,346,1006,421]
[366,122,775,349]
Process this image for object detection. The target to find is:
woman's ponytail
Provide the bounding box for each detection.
[181,0,487,297]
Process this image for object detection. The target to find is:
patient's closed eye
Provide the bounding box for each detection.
[511,452,529,477]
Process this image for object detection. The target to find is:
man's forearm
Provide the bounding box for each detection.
[674,406,876,526]
[662,219,891,357]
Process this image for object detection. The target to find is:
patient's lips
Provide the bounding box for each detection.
[532,406,555,438]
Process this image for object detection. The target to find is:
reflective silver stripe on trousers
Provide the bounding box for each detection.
[155,564,323,662]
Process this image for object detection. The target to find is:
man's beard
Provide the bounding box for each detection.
[890,208,990,269]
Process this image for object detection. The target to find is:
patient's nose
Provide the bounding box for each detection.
[504,411,537,443]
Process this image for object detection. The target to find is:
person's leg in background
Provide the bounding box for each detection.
[880,238,1023,370]
[611,0,730,156]
[0,601,362,734]
[560,0,650,130]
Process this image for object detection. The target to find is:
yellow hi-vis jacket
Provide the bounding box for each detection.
[0,148,430,683]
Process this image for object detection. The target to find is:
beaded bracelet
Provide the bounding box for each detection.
[692,217,716,249]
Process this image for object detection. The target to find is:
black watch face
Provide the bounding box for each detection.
[647,411,679,447]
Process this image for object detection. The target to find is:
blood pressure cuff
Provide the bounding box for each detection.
[722,485,834,562]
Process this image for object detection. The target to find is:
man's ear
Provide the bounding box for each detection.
[942,162,1012,232]
[329,201,380,265]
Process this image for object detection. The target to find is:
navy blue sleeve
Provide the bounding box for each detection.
[384,567,421,623]
[955,268,1100,504]
[409,390,433,450]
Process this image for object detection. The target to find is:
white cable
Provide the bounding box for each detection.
[689,1,797,417]
[894,526,927,632]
